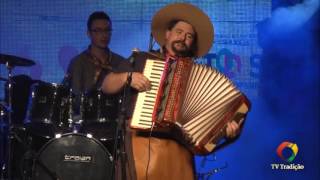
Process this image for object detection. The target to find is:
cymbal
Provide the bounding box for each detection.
[0,54,35,67]
[0,77,7,81]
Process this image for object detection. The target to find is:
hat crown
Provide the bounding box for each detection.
[151,3,214,57]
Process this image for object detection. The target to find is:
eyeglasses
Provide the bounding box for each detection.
[90,28,112,34]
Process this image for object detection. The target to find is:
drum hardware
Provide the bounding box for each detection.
[0,53,35,179]
[0,54,35,67]
[0,104,7,180]
[2,126,42,180]
[19,86,118,178]
[25,82,73,138]
[0,53,120,179]
[15,126,58,180]
[0,165,4,180]
[67,88,74,126]
[5,62,14,180]
[5,75,35,125]
[12,127,35,180]
[78,88,120,155]
[78,93,85,125]
[21,150,36,179]
[67,88,82,133]
[80,90,118,124]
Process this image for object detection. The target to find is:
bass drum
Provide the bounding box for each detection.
[80,122,117,155]
[32,133,113,180]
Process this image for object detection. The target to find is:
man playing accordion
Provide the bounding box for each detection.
[101,3,245,180]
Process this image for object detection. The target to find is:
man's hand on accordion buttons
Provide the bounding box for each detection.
[225,120,242,139]
[130,72,151,92]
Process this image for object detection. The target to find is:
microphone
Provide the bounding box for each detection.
[129,48,139,67]
[148,33,154,51]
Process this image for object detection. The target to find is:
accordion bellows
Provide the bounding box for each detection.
[130,57,250,155]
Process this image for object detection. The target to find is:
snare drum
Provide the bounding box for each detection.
[32,133,113,180]
[25,82,72,137]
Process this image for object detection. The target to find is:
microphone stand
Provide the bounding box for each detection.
[111,52,136,180]
[112,85,129,180]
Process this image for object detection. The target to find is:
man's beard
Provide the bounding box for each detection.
[171,40,192,57]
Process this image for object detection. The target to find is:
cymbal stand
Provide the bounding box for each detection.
[2,62,14,179]
[67,88,73,127]
[68,88,80,133]
[0,104,8,180]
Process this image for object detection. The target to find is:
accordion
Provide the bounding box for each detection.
[130,56,250,155]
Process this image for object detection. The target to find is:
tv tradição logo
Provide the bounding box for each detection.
[276,141,298,163]
[271,141,304,171]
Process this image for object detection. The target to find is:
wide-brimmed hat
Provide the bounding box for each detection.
[151,3,214,57]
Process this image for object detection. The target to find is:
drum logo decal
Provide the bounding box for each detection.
[64,155,92,163]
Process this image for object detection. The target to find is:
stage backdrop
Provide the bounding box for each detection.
[0,0,319,180]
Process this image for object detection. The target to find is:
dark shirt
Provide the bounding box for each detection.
[63,48,132,122]
[65,48,131,94]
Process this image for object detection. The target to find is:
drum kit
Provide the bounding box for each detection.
[0,54,119,180]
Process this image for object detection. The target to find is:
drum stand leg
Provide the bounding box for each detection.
[0,165,6,180]
[1,63,31,180]
[1,127,35,180]
[17,131,57,180]
[0,116,7,180]
[15,131,34,180]
[0,126,16,180]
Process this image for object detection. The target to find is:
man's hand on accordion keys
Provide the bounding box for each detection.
[130,72,151,92]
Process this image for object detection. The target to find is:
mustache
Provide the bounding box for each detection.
[172,40,187,48]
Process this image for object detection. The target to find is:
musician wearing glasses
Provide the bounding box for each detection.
[63,11,136,128]
[65,11,132,96]
[101,3,245,180]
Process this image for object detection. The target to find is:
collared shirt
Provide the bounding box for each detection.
[63,47,132,121]
[65,47,131,95]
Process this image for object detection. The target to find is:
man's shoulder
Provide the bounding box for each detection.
[110,51,126,61]
[133,50,164,61]
[70,50,89,64]
[127,50,164,72]
[109,50,131,72]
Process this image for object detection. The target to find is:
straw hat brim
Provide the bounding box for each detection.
[151,3,214,57]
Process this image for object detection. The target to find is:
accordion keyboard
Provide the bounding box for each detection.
[130,59,165,129]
